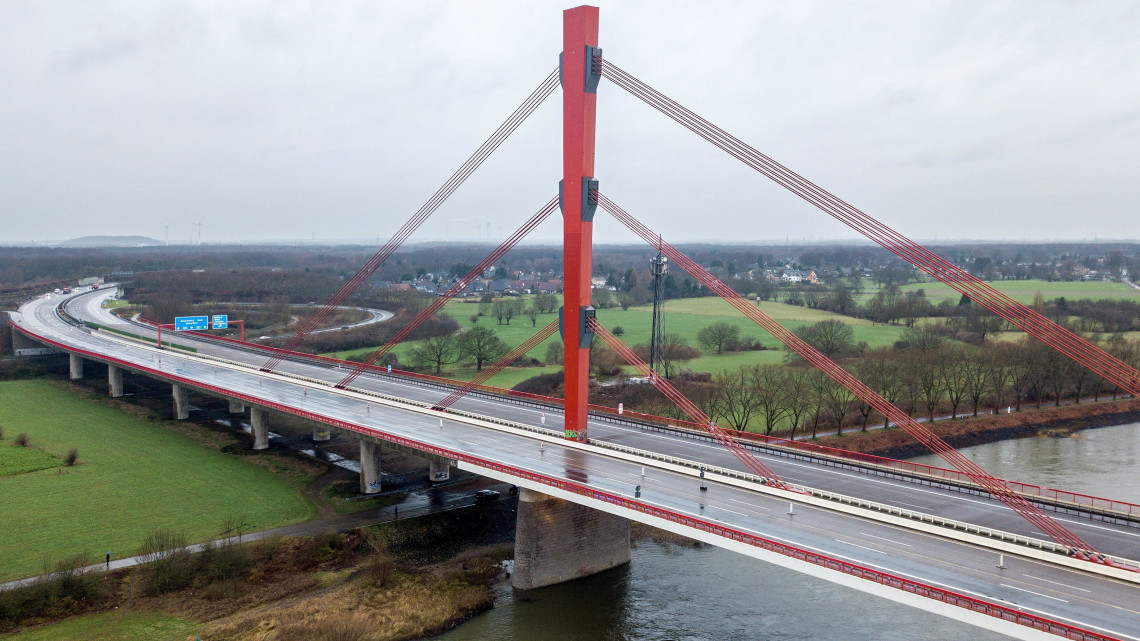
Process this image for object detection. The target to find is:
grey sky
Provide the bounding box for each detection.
[2,1,1138,246]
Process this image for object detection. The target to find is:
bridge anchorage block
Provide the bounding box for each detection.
[557,305,596,348]
[558,177,599,222]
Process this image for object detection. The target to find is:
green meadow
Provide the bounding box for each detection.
[0,380,317,581]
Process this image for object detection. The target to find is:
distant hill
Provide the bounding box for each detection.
[58,236,164,248]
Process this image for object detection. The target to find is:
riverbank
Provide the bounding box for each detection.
[813,397,1140,459]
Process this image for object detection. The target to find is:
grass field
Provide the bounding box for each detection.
[3,612,196,641]
[873,279,1140,305]
[0,380,317,581]
[0,441,59,477]
[326,294,911,386]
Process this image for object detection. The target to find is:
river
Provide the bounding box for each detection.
[438,422,1140,640]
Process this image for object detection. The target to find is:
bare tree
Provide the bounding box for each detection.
[939,345,971,419]
[855,350,899,431]
[752,364,790,435]
[697,322,740,354]
[826,369,858,436]
[411,334,458,374]
[458,327,508,371]
[711,367,761,430]
[912,349,945,422]
[960,350,990,416]
[808,369,832,438]
[782,366,814,440]
[525,305,539,327]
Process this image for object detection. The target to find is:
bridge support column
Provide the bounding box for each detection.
[228,400,245,414]
[172,384,190,420]
[359,440,382,494]
[312,423,331,442]
[512,488,629,590]
[428,458,452,482]
[69,353,83,380]
[107,365,124,397]
[250,407,269,450]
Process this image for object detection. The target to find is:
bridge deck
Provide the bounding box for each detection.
[10,288,1140,641]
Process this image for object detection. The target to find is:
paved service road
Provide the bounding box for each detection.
[10,288,1140,641]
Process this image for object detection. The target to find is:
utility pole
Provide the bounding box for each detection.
[649,248,668,375]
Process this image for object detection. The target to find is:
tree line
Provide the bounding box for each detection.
[685,334,1140,438]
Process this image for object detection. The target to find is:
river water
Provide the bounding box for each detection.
[438,422,1140,640]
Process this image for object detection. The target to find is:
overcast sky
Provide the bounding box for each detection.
[2,1,1138,246]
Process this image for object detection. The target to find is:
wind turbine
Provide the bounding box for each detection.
[160,221,172,245]
[191,217,203,245]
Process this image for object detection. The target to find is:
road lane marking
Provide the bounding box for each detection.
[1021,574,1091,593]
[858,532,912,547]
[835,540,885,554]
[1000,583,1070,603]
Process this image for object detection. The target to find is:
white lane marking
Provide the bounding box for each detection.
[835,540,885,554]
[858,532,912,547]
[708,505,747,517]
[1000,583,1070,604]
[1021,574,1092,593]
[721,496,770,511]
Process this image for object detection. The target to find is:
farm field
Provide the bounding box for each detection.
[876,279,1140,305]
[329,295,911,386]
[0,380,317,581]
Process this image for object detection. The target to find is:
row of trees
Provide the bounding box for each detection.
[691,336,1140,437]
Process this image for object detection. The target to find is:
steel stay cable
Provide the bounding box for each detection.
[596,59,1136,388]
[597,59,1140,392]
[434,320,560,411]
[335,197,559,388]
[262,69,559,372]
[587,318,787,486]
[607,205,1092,552]
[598,61,1126,381]
[596,192,1098,554]
[588,319,784,483]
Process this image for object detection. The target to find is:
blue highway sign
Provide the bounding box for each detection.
[211,315,228,329]
[174,315,208,331]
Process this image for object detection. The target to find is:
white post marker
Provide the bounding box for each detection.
[618,402,623,415]
[540,412,546,425]
[787,502,794,516]
[539,442,544,454]
[997,554,1006,569]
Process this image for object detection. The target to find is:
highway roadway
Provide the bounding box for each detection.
[10,288,1140,640]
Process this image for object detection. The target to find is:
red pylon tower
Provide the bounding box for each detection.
[560,5,600,441]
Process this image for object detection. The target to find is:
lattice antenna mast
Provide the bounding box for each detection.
[648,238,668,374]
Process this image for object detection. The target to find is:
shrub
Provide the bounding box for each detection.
[612,326,625,336]
[137,530,194,595]
[13,433,28,447]
[0,426,4,440]
[65,449,79,466]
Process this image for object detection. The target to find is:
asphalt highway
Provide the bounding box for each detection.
[11,288,1140,640]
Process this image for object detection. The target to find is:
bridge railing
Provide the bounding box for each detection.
[131,314,1140,520]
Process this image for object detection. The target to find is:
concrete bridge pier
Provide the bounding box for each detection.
[359,440,382,494]
[312,423,331,442]
[250,407,269,450]
[512,488,630,590]
[108,364,124,397]
[228,400,245,414]
[428,458,452,482]
[69,353,83,380]
[172,384,190,420]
